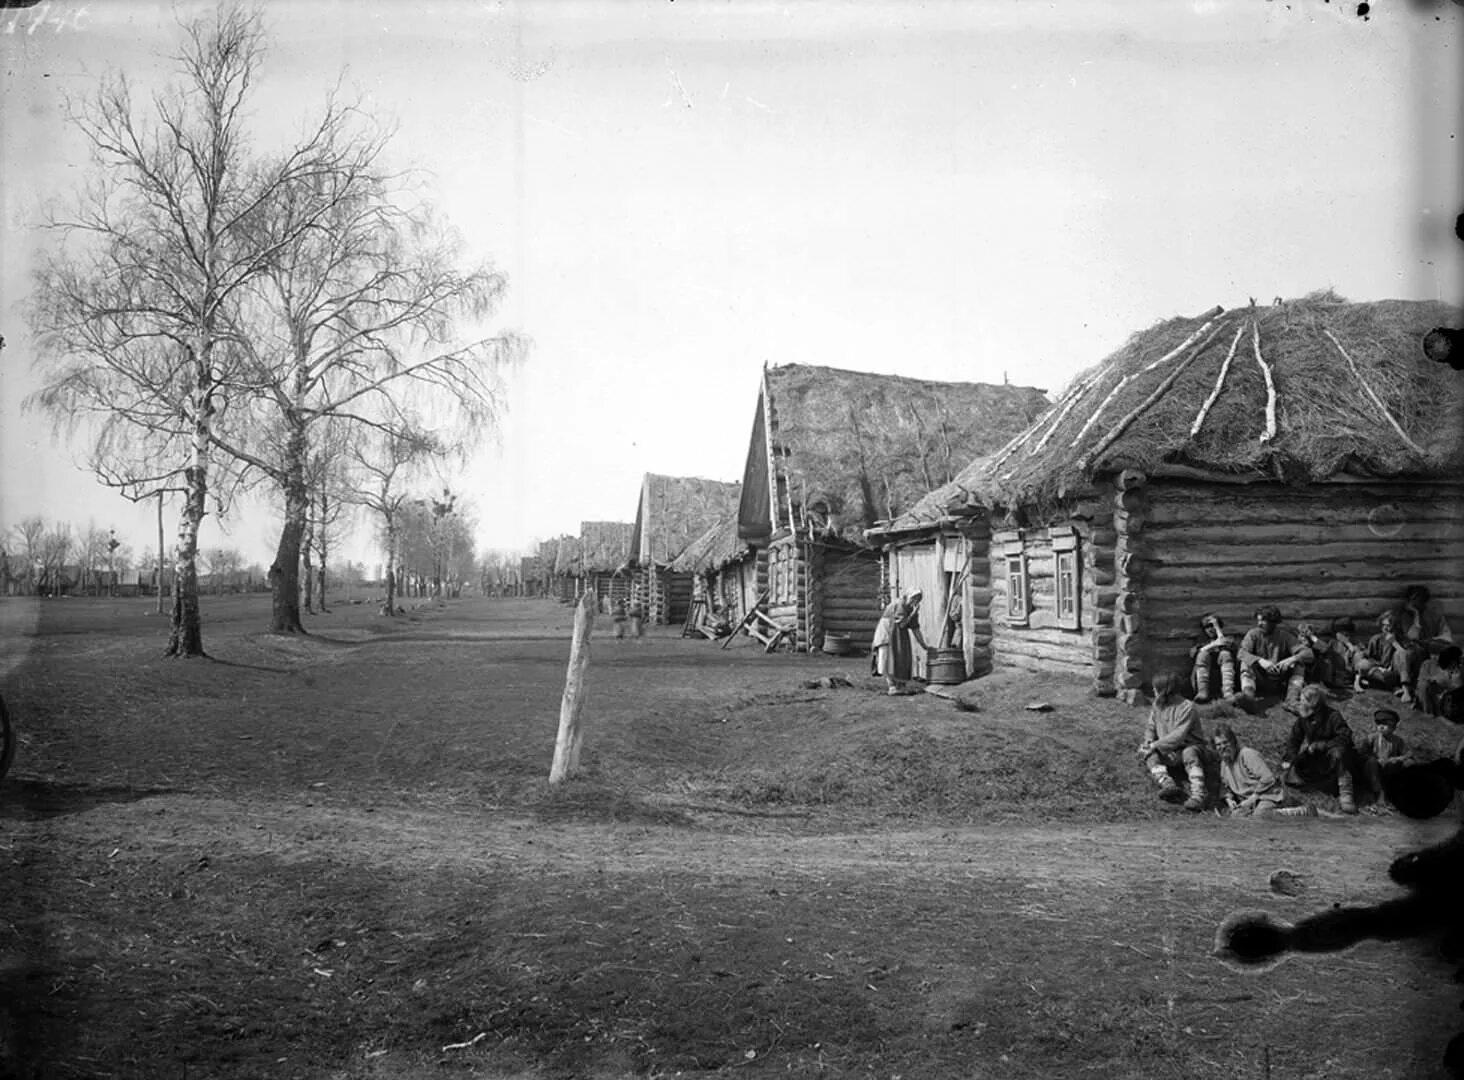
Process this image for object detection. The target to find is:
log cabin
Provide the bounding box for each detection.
[628,473,742,625]
[881,293,1464,701]
[738,363,1048,655]
[553,534,583,602]
[577,521,634,613]
[669,512,760,629]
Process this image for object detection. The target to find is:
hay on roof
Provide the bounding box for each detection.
[764,364,1048,540]
[961,293,1464,511]
[578,521,633,574]
[633,475,742,565]
[669,513,749,574]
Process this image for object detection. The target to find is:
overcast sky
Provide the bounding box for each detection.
[2,0,1460,571]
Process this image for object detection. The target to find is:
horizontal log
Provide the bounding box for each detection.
[1095,609,1114,627]
[996,651,1092,679]
[1088,566,1116,587]
[1092,628,1117,648]
[1146,560,1463,588]
[1118,614,1140,634]
[1143,541,1462,567]
[1119,592,1141,615]
[1146,505,1464,533]
[967,587,995,607]
[1141,581,1464,606]
[1089,529,1118,547]
[1094,589,1119,610]
[968,619,994,636]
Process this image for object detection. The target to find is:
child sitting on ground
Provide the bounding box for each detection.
[1353,708,1408,810]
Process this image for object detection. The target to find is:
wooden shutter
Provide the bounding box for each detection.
[1053,528,1080,630]
[1002,537,1028,627]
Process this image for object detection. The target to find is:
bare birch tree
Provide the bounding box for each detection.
[26,5,369,656]
[218,135,522,633]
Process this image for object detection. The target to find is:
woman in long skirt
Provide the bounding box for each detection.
[872,591,928,695]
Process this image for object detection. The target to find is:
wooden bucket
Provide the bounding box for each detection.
[927,647,966,685]
[821,632,852,656]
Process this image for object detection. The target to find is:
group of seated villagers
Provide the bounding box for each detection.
[1138,585,1461,816]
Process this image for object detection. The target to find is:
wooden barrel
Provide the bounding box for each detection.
[821,632,852,656]
[927,647,966,685]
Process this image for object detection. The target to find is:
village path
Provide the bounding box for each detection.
[13,789,1455,911]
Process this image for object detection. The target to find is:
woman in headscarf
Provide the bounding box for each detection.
[871,591,929,696]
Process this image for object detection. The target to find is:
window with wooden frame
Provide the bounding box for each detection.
[1002,538,1028,627]
[1053,529,1080,630]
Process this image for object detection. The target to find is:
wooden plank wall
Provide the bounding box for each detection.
[891,541,946,679]
[1138,479,1464,680]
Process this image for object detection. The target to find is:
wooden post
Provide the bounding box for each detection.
[549,592,596,784]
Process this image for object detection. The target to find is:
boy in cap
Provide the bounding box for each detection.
[1238,606,1311,705]
[1353,708,1407,810]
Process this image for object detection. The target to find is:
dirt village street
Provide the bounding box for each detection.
[1,595,1461,1080]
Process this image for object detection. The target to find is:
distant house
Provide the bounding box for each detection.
[873,293,1464,700]
[669,511,758,627]
[553,534,583,603]
[628,474,742,625]
[739,363,1049,657]
[577,520,634,613]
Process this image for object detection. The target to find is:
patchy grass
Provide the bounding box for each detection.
[1,596,1460,1079]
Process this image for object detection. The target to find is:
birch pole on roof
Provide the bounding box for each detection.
[1189,324,1246,437]
[1068,306,1226,450]
[1032,371,1100,454]
[1077,322,1228,473]
[1251,320,1278,444]
[549,591,596,784]
[1323,328,1427,457]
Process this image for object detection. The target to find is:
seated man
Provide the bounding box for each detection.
[1213,722,1315,817]
[1238,606,1312,705]
[1139,671,1209,812]
[1353,708,1408,810]
[1394,585,1454,708]
[1330,613,1403,693]
[1190,612,1237,704]
[1280,684,1358,814]
[1417,644,1463,720]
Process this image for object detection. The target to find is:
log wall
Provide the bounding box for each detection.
[766,535,803,649]
[989,483,1119,687]
[820,548,881,651]
[1138,478,1464,681]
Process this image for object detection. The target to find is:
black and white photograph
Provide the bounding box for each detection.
[2,1,1462,1076]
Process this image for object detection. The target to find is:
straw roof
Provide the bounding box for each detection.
[631,475,742,566]
[554,534,582,576]
[669,512,750,574]
[937,293,1464,514]
[578,521,634,574]
[750,363,1048,543]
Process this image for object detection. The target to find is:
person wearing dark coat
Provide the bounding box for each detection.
[1280,684,1357,814]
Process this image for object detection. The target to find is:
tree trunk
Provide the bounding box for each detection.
[381,518,398,616]
[166,356,212,658]
[268,421,308,633]
[166,470,207,657]
[302,508,315,615]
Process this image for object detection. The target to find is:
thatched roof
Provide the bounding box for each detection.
[578,521,634,574]
[743,363,1048,544]
[668,512,750,574]
[631,475,742,566]
[554,534,582,576]
[934,293,1463,515]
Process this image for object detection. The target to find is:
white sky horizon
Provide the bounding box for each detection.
[2,0,1461,574]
